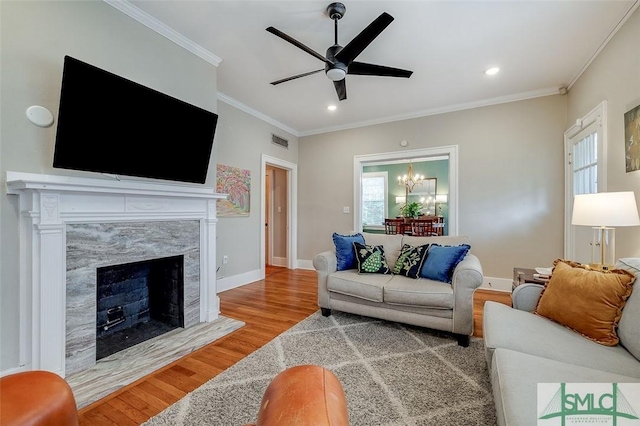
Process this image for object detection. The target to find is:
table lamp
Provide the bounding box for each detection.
[571,191,640,269]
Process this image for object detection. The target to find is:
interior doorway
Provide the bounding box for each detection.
[265,165,288,268]
[260,155,298,279]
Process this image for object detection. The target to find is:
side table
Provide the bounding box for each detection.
[512,267,548,312]
[512,267,548,290]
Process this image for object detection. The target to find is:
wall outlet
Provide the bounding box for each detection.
[223,255,229,264]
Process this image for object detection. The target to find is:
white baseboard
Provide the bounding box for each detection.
[296,259,314,270]
[270,257,287,267]
[1,365,26,378]
[480,277,512,292]
[217,269,262,293]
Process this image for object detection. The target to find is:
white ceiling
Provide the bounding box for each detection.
[124,0,638,136]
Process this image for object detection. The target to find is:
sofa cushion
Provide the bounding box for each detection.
[483,301,640,378]
[491,348,640,426]
[362,233,403,268]
[327,270,391,303]
[332,233,365,271]
[615,258,640,361]
[383,276,454,309]
[392,244,430,278]
[420,244,470,283]
[534,260,635,346]
[353,242,392,275]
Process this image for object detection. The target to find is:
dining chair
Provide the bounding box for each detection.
[384,218,405,235]
[410,218,438,236]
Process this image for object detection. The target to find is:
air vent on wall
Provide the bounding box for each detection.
[271,134,289,149]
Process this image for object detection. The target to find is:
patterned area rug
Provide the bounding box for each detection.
[144,311,496,426]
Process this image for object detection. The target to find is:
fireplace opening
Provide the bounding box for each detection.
[96,255,184,360]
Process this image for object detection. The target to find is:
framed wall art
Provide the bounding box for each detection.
[624,103,640,173]
[216,164,251,217]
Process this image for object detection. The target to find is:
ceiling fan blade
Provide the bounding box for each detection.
[270,69,324,85]
[333,79,347,101]
[348,62,413,78]
[335,12,394,65]
[266,27,329,63]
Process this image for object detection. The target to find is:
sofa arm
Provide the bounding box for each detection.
[512,283,544,312]
[451,254,484,335]
[313,251,337,309]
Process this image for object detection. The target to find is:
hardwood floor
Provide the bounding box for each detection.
[78,269,510,425]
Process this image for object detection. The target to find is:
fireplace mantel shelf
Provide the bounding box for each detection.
[6,171,228,200]
[7,171,223,377]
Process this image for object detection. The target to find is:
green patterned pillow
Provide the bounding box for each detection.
[393,244,431,278]
[353,242,392,274]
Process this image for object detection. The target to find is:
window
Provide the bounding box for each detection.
[572,131,598,195]
[361,172,388,228]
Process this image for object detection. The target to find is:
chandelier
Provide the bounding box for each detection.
[397,162,424,193]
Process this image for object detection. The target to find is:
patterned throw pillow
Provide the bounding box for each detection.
[353,242,391,274]
[393,244,431,278]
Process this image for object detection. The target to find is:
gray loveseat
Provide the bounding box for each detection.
[313,232,483,346]
[483,258,640,425]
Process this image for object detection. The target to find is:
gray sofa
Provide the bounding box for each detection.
[483,258,640,426]
[313,232,483,346]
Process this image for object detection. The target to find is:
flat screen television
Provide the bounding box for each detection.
[53,55,218,184]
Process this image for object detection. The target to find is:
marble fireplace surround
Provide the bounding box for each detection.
[6,171,226,377]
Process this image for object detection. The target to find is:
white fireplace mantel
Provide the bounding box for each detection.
[6,171,227,376]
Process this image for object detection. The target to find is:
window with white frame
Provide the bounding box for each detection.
[572,131,598,195]
[362,172,388,227]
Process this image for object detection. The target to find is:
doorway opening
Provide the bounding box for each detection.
[261,155,298,279]
[354,146,459,236]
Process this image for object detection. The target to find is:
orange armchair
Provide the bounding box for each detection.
[0,370,78,426]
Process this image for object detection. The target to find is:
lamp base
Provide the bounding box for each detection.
[590,227,615,269]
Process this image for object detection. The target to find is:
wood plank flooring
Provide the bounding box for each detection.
[78,267,510,425]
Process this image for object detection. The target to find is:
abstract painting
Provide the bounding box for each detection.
[625,103,640,173]
[216,164,250,217]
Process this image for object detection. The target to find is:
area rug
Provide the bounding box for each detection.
[144,311,496,426]
[68,315,244,408]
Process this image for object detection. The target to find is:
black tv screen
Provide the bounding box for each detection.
[53,56,218,184]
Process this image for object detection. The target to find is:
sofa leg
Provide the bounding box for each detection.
[321,308,332,317]
[456,334,470,347]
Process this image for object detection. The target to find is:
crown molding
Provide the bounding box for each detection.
[217,93,300,137]
[298,86,563,137]
[567,0,639,90]
[103,0,222,67]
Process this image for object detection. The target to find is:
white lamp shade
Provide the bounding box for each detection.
[395,196,406,204]
[435,194,448,203]
[572,191,640,227]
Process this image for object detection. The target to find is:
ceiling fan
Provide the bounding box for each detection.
[266,2,413,101]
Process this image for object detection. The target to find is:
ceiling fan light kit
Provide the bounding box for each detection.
[267,2,413,101]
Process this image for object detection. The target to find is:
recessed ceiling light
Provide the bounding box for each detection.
[484,67,500,76]
[327,105,337,111]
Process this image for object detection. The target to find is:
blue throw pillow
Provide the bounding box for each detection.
[420,244,471,283]
[333,232,365,271]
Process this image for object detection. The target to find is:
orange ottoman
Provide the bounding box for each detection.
[0,370,78,426]
[248,365,349,426]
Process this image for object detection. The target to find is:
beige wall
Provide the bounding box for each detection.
[567,7,640,259]
[215,101,297,277]
[298,95,568,279]
[0,1,218,371]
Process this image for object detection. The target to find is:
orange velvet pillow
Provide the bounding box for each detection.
[534,259,635,346]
